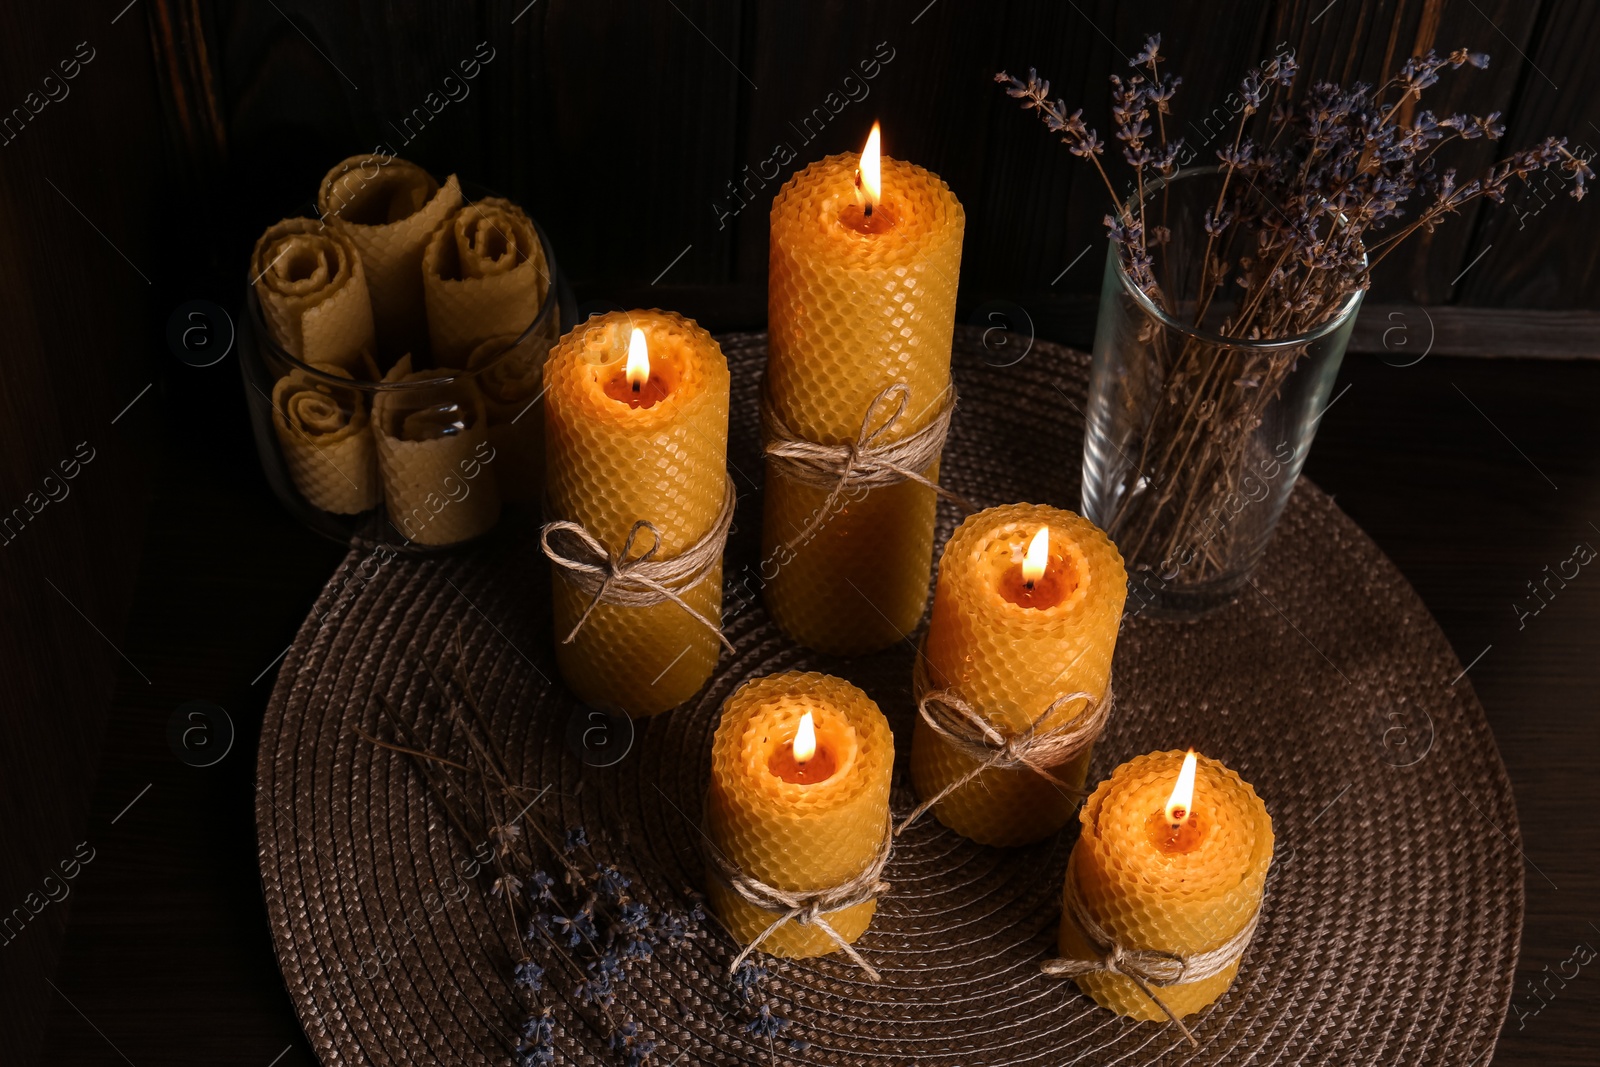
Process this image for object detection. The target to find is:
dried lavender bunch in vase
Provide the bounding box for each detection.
[998,38,1591,615]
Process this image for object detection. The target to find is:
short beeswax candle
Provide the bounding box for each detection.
[1058,750,1274,1027]
[910,503,1126,846]
[543,310,730,717]
[705,672,894,961]
[763,123,965,655]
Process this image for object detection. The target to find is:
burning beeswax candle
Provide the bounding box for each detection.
[1055,750,1274,1030]
[763,122,965,655]
[542,310,730,717]
[910,503,1126,846]
[705,672,894,961]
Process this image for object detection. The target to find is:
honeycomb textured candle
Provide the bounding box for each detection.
[705,672,894,958]
[911,504,1125,846]
[763,152,964,654]
[543,310,729,716]
[1061,751,1274,1020]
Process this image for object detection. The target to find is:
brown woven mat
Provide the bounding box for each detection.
[257,327,1522,1066]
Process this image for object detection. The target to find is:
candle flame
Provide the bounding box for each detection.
[1022,526,1050,585]
[626,327,649,389]
[1166,749,1198,826]
[792,711,817,764]
[857,122,882,212]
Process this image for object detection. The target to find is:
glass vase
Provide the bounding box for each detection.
[239,200,576,552]
[1081,167,1364,617]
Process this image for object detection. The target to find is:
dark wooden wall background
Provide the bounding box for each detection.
[155,0,1598,339]
[0,3,159,1064]
[4,0,1597,1064]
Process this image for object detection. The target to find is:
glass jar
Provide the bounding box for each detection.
[1081,167,1364,617]
[240,213,573,551]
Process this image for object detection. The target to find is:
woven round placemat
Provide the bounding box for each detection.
[257,327,1522,1066]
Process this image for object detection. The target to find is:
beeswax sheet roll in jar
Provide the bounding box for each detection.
[763,149,964,655]
[422,197,551,366]
[911,503,1126,846]
[543,310,729,717]
[318,154,462,360]
[1061,750,1274,1021]
[251,218,375,373]
[705,672,894,958]
[270,362,380,515]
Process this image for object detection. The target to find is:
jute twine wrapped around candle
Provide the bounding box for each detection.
[540,473,737,652]
[762,381,973,553]
[703,813,894,981]
[1041,869,1266,1047]
[897,651,1113,836]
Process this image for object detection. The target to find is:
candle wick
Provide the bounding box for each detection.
[632,380,641,393]
[1024,579,1035,592]
[864,202,873,218]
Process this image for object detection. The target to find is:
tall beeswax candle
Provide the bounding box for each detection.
[1061,750,1274,1023]
[706,672,894,959]
[763,125,964,655]
[543,310,729,716]
[910,504,1125,846]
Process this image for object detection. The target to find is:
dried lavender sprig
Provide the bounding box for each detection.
[994,68,1128,229]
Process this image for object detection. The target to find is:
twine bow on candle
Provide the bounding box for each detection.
[1040,872,1266,1047]
[896,656,1113,836]
[540,474,736,652]
[705,814,894,982]
[762,381,974,553]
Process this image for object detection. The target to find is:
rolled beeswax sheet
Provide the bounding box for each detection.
[423,197,551,367]
[318,155,462,361]
[251,218,375,373]
[372,356,501,546]
[269,362,379,515]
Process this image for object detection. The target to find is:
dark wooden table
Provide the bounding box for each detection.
[39,313,1600,1066]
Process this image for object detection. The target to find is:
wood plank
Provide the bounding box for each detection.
[976,0,1275,299]
[1268,0,1542,304]
[218,1,489,211]
[1349,304,1600,358]
[209,1,745,290]
[731,0,1011,285]
[491,0,744,288]
[0,4,161,1062]
[1457,0,1600,309]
